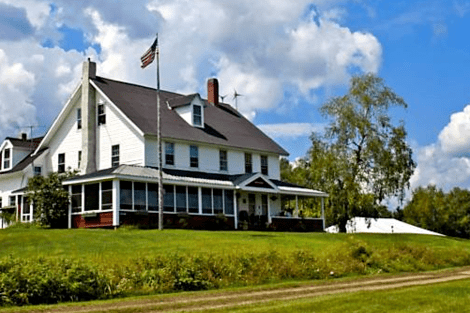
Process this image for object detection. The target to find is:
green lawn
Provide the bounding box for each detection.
[1,227,468,263]
[1,227,470,307]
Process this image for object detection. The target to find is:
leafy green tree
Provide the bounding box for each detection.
[26,171,76,228]
[403,185,470,238]
[299,74,415,231]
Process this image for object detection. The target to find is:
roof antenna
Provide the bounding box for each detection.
[232,89,243,111]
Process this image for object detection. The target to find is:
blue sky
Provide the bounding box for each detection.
[1,0,470,193]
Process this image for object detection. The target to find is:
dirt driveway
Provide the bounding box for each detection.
[11,267,470,313]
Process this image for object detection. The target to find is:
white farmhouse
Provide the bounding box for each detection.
[0,60,327,230]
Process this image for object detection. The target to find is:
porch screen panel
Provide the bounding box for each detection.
[176,186,187,213]
[134,182,146,211]
[202,188,212,214]
[23,197,30,214]
[120,181,133,210]
[188,187,198,213]
[163,185,175,212]
[85,183,99,211]
[148,183,158,211]
[101,181,113,210]
[224,190,234,215]
[213,189,223,214]
[71,185,82,213]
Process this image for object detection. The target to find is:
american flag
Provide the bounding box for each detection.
[140,36,158,69]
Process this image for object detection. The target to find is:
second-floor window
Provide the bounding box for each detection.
[190,145,198,168]
[261,155,268,175]
[58,153,65,173]
[77,108,82,129]
[78,151,82,169]
[193,105,202,127]
[245,153,252,173]
[165,142,174,166]
[219,150,227,171]
[98,104,106,125]
[3,148,10,169]
[112,145,120,167]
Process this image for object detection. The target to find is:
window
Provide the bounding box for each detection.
[58,153,65,173]
[193,105,202,126]
[219,150,228,171]
[112,145,120,167]
[202,188,212,214]
[176,186,187,213]
[148,183,158,211]
[77,108,82,129]
[71,185,82,213]
[120,181,133,210]
[34,166,41,176]
[85,183,99,211]
[0,197,2,208]
[101,181,113,210]
[3,148,10,169]
[213,189,223,214]
[134,182,146,211]
[98,104,106,125]
[261,155,268,175]
[163,184,175,212]
[78,151,82,169]
[224,190,234,215]
[190,145,198,168]
[188,187,199,213]
[9,195,15,207]
[165,142,174,166]
[245,153,252,173]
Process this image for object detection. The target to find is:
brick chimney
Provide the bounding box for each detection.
[81,59,97,174]
[207,78,219,106]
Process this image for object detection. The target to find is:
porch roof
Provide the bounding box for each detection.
[63,165,327,197]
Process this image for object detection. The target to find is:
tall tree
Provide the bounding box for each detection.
[305,73,415,231]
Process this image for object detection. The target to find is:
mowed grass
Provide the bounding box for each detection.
[1,227,468,264]
[1,227,470,307]
[207,279,470,313]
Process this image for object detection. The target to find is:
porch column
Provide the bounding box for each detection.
[113,179,120,228]
[198,187,202,214]
[321,197,325,230]
[294,195,299,218]
[233,191,238,229]
[68,185,72,229]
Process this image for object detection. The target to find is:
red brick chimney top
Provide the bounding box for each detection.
[207,78,219,106]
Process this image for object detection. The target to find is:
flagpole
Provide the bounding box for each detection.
[155,34,164,231]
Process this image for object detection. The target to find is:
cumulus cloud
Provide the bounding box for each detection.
[257,123,325,139]
[0,0,382,141]
[411,104,470,191]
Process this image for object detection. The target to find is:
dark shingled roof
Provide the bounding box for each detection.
[6,137,43,149]
[0,148,47,176]
[92,77,288,155]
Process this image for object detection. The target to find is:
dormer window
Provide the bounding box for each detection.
[193,105,202,127]
[3,148,10,170]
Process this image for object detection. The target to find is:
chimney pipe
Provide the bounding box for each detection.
[20,133,27,141]
[207,78,219,106]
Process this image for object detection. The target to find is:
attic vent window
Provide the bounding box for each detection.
[98,104,106,125]
[193,105,202,127]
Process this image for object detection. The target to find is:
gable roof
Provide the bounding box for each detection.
[91,77,288,156]
[6,137,43,149]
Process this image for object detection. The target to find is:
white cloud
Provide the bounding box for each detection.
[0,0,382,141]
[257,123,325,139]
[0,49,36,135]
[411,104,470,191]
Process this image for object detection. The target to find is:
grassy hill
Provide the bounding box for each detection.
[1,227,470,306]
